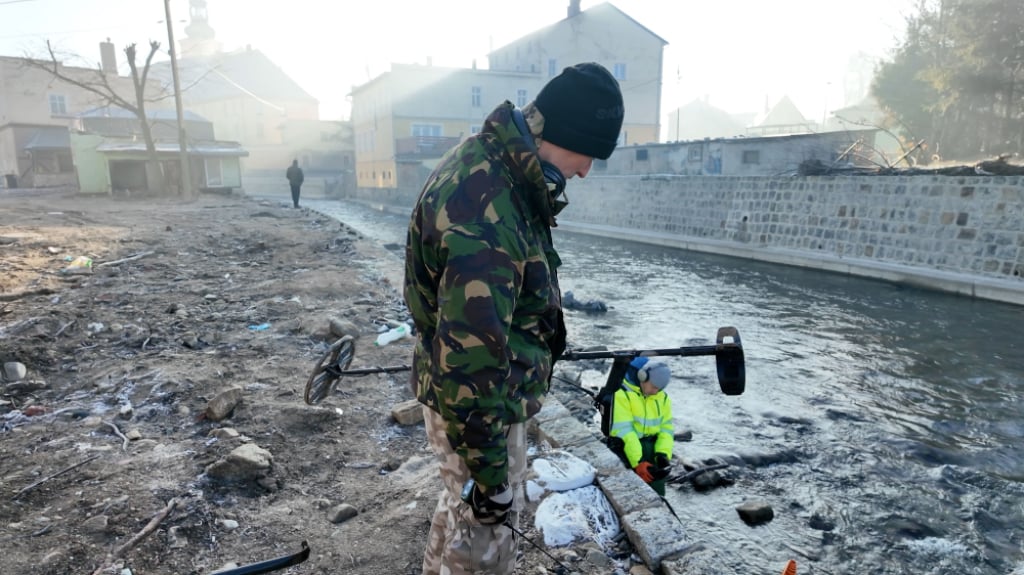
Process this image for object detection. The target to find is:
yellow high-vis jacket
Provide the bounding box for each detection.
[608,380,674,468]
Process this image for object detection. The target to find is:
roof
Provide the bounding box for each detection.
[750,95,810,129]
[24,126,71,150]
[152,48,317,107]
[489,2,667,55]
[78,106,209,123]
[95,139,248,157]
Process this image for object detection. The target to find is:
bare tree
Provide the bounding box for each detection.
[25,40,167,194]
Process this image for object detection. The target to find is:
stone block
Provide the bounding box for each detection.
[535,416,598,449]
[596,469,662,517]
[533,398,572,425]
[565,440,627,476]
[620,506,691,572]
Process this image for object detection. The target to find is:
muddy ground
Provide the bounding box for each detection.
[0,191,611,575]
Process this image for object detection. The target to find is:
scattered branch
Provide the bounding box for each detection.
[101,420,129,451]
[10,455,101,501]
[89,497,180,575]
[95,251,155,268]
[666,463,729,485]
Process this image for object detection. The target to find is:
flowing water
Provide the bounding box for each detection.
[305,198,1024,575]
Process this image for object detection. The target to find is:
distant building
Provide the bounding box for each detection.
[488,1,667,145]
[151,0,354,186]
[0,44,160,189]
[350,64,539,194]
[667,98,745,141]
[596,130,878,177]
[747,95,816,136]
[70,106,247,195]
[349,1,666,195]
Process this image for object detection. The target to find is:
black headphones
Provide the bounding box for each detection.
[511,108,567,201]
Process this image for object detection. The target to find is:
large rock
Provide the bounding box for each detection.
[205,443,273,481]
[736,500,774,526]
[204,387,244,421]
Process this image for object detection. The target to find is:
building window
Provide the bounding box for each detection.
[688,147,702,161]
[48,94,67,116]
[412,124,442,137]
[471,86,481,108]
[635,149,649,161]
[594,159,608,171]
[613,63,626,81]
[516,89,527,107]
[742,150,761,164]
[548,59,557,77]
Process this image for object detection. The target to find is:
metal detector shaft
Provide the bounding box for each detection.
[339,365,411,377]
[560,344,721,362]
[210,541,310,575]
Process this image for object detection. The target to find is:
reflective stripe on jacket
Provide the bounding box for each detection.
[609,380,674,468]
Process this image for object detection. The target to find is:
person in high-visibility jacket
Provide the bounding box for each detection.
[608,357,674,495]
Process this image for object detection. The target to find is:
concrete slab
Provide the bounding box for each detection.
[565,440,628,476]
[535,415,599,449]
[620,506,691,572]
[596,469,662,516]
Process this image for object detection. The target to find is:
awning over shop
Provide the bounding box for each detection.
[94,139,248,157]
[24,127,71,151]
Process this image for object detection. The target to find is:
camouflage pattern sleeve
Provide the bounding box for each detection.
[433,220,527,488]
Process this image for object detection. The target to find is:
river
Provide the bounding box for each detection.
[304,198,1024,575]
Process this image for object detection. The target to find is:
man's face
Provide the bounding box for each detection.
[537,141,594,180]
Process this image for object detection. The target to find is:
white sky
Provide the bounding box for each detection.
[0,0,918,131]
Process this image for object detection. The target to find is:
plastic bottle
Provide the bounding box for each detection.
[374,323,412,346]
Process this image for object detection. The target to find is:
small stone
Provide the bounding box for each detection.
[81,514,109,534]
[391,399,424,426]
[209,427,240,439]
[328,317,361,339]
[125,429,142,440]
[2,362,27,382]
[219,519,240,530]
[673,430,693,442]
[118,403,134,419]
[328,503,359,524]
[736,500,775,526]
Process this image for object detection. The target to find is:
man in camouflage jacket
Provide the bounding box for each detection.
[404,63,624,575]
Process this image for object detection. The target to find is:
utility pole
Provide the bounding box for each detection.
[164,0,192,199]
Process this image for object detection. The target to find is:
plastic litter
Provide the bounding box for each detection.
[248,323,271,331]
[375,323,412,346]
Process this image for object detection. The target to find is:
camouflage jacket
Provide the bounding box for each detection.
[404,101,565,488]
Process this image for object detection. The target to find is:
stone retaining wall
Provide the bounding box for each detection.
[559,174,1024,305]
[341,174,1024,304]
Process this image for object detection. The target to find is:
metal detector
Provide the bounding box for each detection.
[304,327,744,406]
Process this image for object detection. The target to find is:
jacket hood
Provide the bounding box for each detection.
[479,101,560,226]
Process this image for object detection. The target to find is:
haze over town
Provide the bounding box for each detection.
[1,0,917,134]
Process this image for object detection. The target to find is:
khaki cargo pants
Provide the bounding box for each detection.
[421,406,526,575]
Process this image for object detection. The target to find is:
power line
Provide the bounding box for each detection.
[0,0,37,5]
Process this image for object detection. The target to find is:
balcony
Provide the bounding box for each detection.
[395,136,461,160]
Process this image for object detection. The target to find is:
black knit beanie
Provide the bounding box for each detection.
[534,62,624,160]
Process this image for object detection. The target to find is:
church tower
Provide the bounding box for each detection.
[181,0,222,57]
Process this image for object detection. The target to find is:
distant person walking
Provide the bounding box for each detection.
[285,159,304,208]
